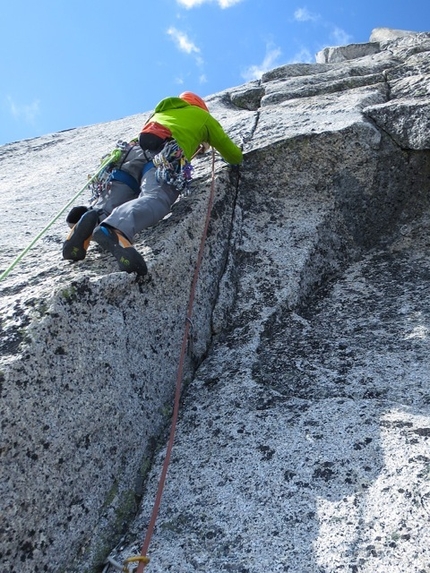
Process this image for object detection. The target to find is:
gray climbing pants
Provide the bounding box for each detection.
[101,166,180,241]
[92,181,140,221]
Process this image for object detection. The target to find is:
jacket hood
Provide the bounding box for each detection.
[154,97,190,114]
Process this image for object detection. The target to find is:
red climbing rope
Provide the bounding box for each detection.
[135,149,217,573]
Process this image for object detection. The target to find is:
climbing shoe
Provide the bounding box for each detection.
[63,209,99,261]
[92,224,148,276]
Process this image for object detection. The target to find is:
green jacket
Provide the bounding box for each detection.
[150,97,243,164]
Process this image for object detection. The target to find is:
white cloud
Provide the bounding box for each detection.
[167,27,201,55]
[294,7,320,22]
[218,0,242,6]
[177,0,205,8]
[195,55,205,67]
[242,45,282,81]
[293,7,353,50]
[6,96,40,124]
[288,48,314,64]
[177,0,243,8]
[166,27,206,83]
[330,26,353,46]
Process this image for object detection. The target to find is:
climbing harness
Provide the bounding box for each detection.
[109,168,141,195]
[88,140,140,202]
[112,148,218,573]
[0,147,123,282]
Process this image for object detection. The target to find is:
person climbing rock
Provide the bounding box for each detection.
[62,92,243,277]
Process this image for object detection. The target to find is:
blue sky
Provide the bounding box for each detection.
[1,0,429,146]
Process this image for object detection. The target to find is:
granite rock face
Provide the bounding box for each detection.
[1,28,430,573]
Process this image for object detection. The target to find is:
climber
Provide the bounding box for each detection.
[63,91,243,277]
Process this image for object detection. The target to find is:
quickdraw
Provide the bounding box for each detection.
[103,555,150,573]
[152,140,194,196]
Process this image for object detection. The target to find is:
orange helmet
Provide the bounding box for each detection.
[179,91,209,112]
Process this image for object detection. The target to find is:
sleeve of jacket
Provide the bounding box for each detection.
[205,116,243,165]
